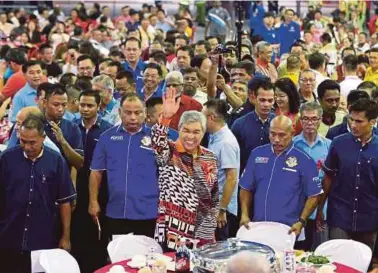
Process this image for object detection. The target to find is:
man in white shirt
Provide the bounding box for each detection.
[340,54,362,99]
[309,52,329,97]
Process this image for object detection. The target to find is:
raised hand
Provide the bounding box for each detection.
[162,86,181,119]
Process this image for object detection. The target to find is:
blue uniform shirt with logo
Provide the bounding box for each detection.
[240,144,322,227]
[90,124,159,220]
[323,133,378,232]
[293,133,331,220]
[0,146,76,251]
[122,59,146,93]
[278,21,300,56]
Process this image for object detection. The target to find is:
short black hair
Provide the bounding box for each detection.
[120,92,145,107]
[175,35,190,46]
[45,83,67,101]
[190,54,207,69]
[146,97,163,111]
[231,61,256,75]
[341,47,356,58]
[349,98,378,120]
[21,114,45,136]
[274,78,300,114]
[5,48,27,65]
[73,26,83,36]
[116,70,135,84]
[37,82,54,99]
[204,99,229,121]
[79,89,101,105]
[321,33,333,44]
[343,54,358,71]
[77,54,95,66]
[143,63,163,77]
[59,73,77,87]
[149,51,167,65]
[357,81,376,91]
[309,52,326,70]
[176,45,194,58]
[317,80,340,100]
[369,47,378,54]
[75,76,93,91]
[107,61,123,72]
[195,40,211,52]
[125,37,142,49]
[347,90,370,106]
[39,43,52,53]
[22,60,43,74]
[248,77,274,96]
[182,67,199,77]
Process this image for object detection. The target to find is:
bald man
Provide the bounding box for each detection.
[6,106,60,153]
[239,115,322,242]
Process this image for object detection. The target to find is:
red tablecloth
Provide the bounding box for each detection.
[94,253,362,273]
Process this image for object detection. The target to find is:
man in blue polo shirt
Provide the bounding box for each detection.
[0,115,76,273]
[43,83,84,170]
[122,37,146,92]
[231,77,275,173]
[293,102,331,251]
[139,63,164,101]
[278,9,300,56]
[92,74,120,125]
[71,90,112,273]
[254,12,279,46]
[320,98,378,251]
[11,60,43,122]
[240,115,322,239]
[89,92,159,238]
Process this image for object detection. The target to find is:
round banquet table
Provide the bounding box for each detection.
[94,252,362,273]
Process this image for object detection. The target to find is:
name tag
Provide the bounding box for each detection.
[283,167,297,173]
[255,157,269,163]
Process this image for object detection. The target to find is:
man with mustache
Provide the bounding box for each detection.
[240,115,322,243]
[182,67,208,105]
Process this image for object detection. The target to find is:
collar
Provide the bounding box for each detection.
[344,75,361,80]
[256,58,269,68]
[253,111,273,124]
[353,133,376,145]
[25,83,37,95]
[296,132,324,146]
[106,98,117,111]
[81,115,101,129]
[23,147,44,162]
[270,142,294,157]
[209,124,228,142]
[175,139,203,157]
[116,123,147,135]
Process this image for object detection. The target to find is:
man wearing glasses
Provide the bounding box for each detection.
[299,70,318,104]
[255,41,278,83]
[77,55,95,78]
[115,71,136,100]
[293,102,331,251]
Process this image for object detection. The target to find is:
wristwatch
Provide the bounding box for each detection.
[219,207,227,213]
[297,218,307,227]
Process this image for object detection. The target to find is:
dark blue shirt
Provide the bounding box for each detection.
[240,144,322,227]
[323,133,378,232]
[326,118,378,140]
[231,111,274,173]
[90,124,159,220]
[122,59,146,93]
[0,146,76,251]
[278,21,300,56]
[44,119,84,166]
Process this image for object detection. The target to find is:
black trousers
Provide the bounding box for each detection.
[0,249,31,273]
[106,217,157,239]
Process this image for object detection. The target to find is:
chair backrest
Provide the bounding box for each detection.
[236,221,296,252]
[107,234,163,263]
[39,249,80,273]
[315,239,372,272]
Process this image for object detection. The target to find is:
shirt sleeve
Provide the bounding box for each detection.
[301,156,323,197]
[239,151,256,191]
[322,140,338,175]
[10,92,23,123]
[219,142,239,170]
[69,123,84,155]
[1,73,23,98]
[56,156,77,204]
[90,134,107,171]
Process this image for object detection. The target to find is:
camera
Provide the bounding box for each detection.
[213,45,233,55]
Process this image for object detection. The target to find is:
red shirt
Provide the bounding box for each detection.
[1,71,26,99]
[169,94,203,130]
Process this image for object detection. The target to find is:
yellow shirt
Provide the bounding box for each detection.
[281,71,300,86]
[317,111,345,137]
[364,67,378,86]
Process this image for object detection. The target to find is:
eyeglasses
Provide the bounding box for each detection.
[301,117,321,123]
[299,78,315,83]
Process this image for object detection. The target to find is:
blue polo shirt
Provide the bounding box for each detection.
[208,125,240,216]
[99,98,120,125]
[122,59,146,93]
[90,124,159,220]
[293,133,331,220]
[10,83,37,122]
[323,133,378,232]
[44,119,84,166]
[254,24,279,45]
[137,80,166,100]
[231,111,274,173]
[240,144,322,227]
[249,4,265,30]
[0,146,76,251]
[326,118,378,140]
[278,21,300,56]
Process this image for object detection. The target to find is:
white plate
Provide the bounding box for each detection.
[127,254,173,269]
